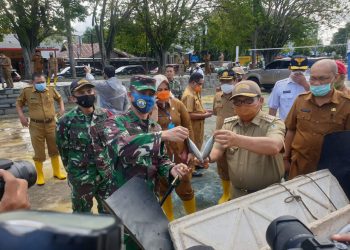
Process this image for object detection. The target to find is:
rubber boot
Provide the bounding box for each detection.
[47,77,51,85]
[183,197,196,215]
[34,161,45,185]
[160,195,175,221]
[218,180,231,204]
[51,155,67,180]
[53,76,58,86]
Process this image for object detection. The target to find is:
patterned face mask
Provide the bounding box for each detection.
[131,92,156,114]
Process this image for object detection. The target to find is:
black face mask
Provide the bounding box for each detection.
[74,95,96,108]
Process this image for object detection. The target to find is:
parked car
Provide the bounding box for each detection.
[115,65,146,75]
[57,66,102,79]
[246,57,328,90]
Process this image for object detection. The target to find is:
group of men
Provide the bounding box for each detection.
[11,57,350,220]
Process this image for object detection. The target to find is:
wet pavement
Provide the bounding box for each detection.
[0,89,270,218]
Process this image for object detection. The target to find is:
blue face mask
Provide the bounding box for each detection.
[131,92,155,114]
[310,83,331,97]
[35,82,46,92]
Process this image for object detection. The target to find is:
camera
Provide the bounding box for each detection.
[0,210,123,250]
[266,215,349,250]
[0,159,37,199]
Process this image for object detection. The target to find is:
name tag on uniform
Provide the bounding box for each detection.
[300,108,311,113]
[282,90,291,94]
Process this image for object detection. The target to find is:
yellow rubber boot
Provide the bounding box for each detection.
[160,196,175,221]
[218,180,231,204]
[51,155,67,180]
[183,197,196,215]
[46,77,51,85]
[34,161,45,185]
[53,76,58,86]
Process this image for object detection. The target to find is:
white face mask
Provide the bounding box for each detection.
[221,84,234,94]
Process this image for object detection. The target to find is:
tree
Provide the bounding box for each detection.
[59,0,88,78]
[331,22,350,58]
[136,0,208,71]
[254,0,349,63]
[0,0,63,79]
[82,27,98,44]
[92,0,136,67]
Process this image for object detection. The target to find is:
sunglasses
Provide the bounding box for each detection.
[232,96,259,106]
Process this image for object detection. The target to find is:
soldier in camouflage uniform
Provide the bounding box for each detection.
[113,75,191,198]
[56,79,118,213]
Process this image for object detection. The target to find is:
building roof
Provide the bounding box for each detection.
[0,34,21,50]
[58,43,134,59]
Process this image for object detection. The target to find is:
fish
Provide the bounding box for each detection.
[187,138,203,162]
[202,136,214,160]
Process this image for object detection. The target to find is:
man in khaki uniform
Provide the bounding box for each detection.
[284,59,350,179]
[32,51,44,74]
[212,69,236,204]
[48,52,58,85]
[208,80,285,199]
[182,72,212,176]
[182,72,212,149]
[16,72,66,185]
[0,53,13,88]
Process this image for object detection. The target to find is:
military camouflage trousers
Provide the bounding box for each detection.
[68,172,116,213]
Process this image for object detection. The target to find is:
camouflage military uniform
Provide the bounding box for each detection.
[56,107,119,213]
[113,109,174,191]
[169,79,183,100]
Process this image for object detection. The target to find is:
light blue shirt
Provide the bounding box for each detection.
[268,78,307,120]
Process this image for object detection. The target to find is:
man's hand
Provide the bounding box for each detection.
[0,170,30,212]
[84,65,91,74]
[204,111,212,118]
[161,126,189,142]
[331,233,350,242]
[19,115,29,127]
[291,72,308,89]
[58,108,65,117]
[186,153,194,164]
[193,157,210,169]
[170,163,191,179]
[214,129,238,148]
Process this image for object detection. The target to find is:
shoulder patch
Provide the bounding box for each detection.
[223,115,239,124]
[260,113,277,123]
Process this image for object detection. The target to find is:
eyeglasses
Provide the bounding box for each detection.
[309,76,333,82]
[232,96,259,106]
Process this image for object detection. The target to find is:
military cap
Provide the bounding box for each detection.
[219,69,236,80]
[130,75,156,92]
[230,80,261,99]
[70,79,95,94]
[290,55,308,70]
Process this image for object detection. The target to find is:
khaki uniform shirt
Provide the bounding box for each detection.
[215,111,285,191]
[1,56,12,71]
[32,55,43,73]
[285,90,350,179]
[157,98,194,163]
[181,86,206,148]
[213,91,236,129]
[49,57,58,71]
[16,86,62,120]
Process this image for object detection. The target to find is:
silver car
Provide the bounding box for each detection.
[246,57,327,90]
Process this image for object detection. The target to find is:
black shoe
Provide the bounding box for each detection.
[192,170,203,177]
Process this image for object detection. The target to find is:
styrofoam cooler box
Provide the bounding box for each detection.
[169,169,349,250]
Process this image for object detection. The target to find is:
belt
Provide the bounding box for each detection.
[31,118,54,124]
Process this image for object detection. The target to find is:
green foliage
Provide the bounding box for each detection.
[331,22,350,58]
[82,27,99,44]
